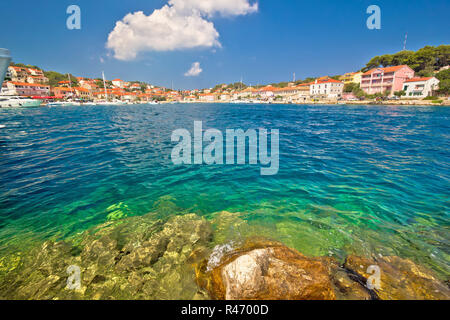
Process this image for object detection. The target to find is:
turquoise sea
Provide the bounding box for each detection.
[0,103,449,279]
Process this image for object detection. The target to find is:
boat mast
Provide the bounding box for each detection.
[67,73,73,99]
[102,71,108,101]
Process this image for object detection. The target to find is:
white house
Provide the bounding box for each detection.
[199,93,216,102]
[310,79,344,98]
[253,85,277,98]
[402,77,440,98]
[111,79,125,88]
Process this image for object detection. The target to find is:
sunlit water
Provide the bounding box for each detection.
[0,103,449,278]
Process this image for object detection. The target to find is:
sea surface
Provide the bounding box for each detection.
[0,103,449,278]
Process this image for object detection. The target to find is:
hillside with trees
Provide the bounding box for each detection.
[9,62,42,70]
[44,71,79,87]
[361,45,449,76]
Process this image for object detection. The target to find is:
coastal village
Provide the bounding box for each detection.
[1,46,449,106]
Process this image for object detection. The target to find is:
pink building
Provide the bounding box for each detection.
[360,65,414,95]
[3,81,50,97]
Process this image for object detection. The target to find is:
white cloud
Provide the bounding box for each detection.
[168,0,258,17]
[184,62,203,77]
[107,7,219,60]
[106,1,258,60]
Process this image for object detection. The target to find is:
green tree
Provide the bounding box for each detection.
[394,90,406,97]
[435,45,450,68]
[437,79,450,95]
[436,69,450,81]
[343,83,357,93]
[96,80,104,89]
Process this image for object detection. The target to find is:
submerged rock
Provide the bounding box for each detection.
[344,255,450,300]
[196,240,336,300]
[326,257,374,300]
[0,213,213,300]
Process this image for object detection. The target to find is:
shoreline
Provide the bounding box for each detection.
[160,100,450,107]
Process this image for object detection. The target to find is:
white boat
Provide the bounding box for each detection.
[95,100,127,106]
[47,101,81,107]
[0,95,43,108]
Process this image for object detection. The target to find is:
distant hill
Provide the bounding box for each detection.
[9,62,42,70]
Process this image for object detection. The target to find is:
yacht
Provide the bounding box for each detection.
[0,95,43,108]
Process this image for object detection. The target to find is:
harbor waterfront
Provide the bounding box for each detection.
[0,103,448,299]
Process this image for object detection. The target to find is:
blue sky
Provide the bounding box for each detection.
[0,0,448,89]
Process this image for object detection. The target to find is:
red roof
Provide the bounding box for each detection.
[404,77,433,83]
[312,79,343,85]
[8,81,49,88]
[258,85,277,92]
[73,87,90,92]
[363,65,411,75]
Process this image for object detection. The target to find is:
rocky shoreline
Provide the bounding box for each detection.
[0,212,448,300]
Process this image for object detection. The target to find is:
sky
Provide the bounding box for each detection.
[0,0,448,89]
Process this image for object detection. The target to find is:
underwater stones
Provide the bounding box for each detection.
[344,255,450,300]
[106,202,132,221]
[0,213,213,300]
[115,214,212,272]
[3,241,80,300]
[197,240,336,300]
[81,236,118,267]
[275,220,351,257]
[210,211,250,244]
[0,252,22,275]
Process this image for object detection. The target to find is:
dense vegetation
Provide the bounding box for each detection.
[435,68,450,95]
[44,71,78,87]
[361,45,450,76]
[212,82,248,92]
[9,62,41,70]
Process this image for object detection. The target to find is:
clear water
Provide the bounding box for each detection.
[0,104,449,278]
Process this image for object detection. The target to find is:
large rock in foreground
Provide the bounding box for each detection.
[196,240,336,300]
